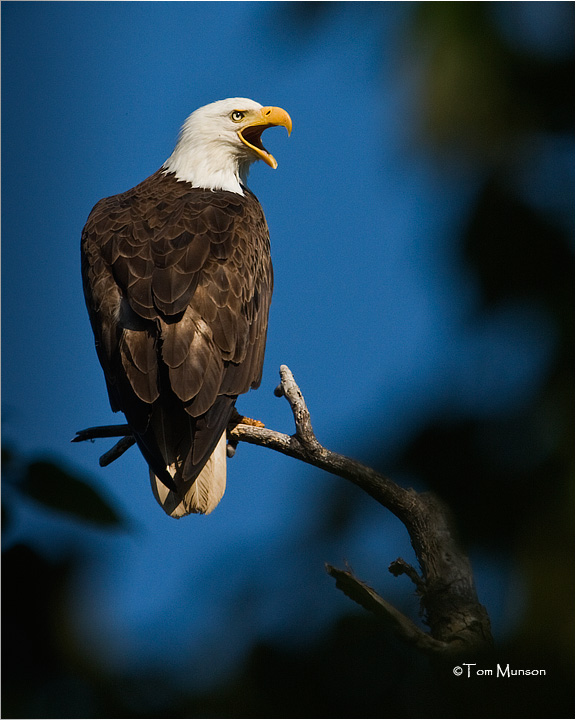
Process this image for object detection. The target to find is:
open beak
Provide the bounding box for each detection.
[238,106,292,169]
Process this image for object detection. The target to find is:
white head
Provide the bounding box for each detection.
[163,97,292,194]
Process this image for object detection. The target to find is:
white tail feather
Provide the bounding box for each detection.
[149,432,227,517]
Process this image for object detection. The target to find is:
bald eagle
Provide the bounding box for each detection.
[81,98,292,517]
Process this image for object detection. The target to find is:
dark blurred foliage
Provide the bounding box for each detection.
[391,0,575,687]
[384,2,574,716]
[2,445,124,529]
[2,2,573,718]
[2,448,126,718]
[410,3,574,156]
[2,533,573,719]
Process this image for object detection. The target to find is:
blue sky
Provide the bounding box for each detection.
[2,2,564,688]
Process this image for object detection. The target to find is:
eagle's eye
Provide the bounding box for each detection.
[230,110,246,122]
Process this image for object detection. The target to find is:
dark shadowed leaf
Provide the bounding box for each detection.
[22,460,123,527]
[1,501,11,534]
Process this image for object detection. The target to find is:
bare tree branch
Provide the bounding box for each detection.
[389,557,426,595]
[98,436,136,467]
[325,564,448,653]
[72,424,131,442]
[74,363,493,655]
[230,365,492,654]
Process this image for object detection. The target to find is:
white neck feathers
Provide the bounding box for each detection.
[162,109,254,194]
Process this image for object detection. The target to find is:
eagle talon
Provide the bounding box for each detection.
[239,416,265,428]
[229,408,265,428]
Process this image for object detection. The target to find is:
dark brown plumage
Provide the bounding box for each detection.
[81,168,273,516]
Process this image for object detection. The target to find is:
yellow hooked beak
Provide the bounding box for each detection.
[237,106,292,169]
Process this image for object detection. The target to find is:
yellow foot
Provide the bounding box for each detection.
[229,409,265,428]
[236,415,265,428]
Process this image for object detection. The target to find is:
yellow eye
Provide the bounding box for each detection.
[231,110,245,122]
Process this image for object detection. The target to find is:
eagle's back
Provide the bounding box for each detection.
[81,169,273,514]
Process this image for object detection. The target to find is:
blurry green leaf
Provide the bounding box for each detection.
[22,460,123,527]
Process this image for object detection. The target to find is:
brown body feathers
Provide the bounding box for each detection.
[81,169,273,516]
